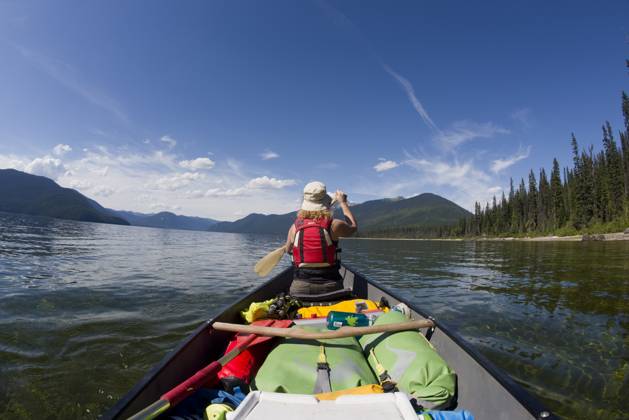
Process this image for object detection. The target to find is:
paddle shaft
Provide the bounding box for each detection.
[126,320,275,420]
[213,319,434,339]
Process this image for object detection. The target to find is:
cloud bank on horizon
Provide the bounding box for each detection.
[0,1,626,220]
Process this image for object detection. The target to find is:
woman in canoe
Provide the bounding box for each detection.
[285,181,358,295]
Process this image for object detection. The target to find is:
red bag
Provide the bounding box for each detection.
[216,319,291,389]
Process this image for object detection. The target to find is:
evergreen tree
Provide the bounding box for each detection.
[550,158,565,228]
[527,170,538,231]
[578,148,595,226]
[538,168,551,232]
[592,149,609,222]
[602,122,624,218]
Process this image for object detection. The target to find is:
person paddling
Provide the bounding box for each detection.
[285,181,357,295]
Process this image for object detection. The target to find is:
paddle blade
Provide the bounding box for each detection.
[254,246,285,277]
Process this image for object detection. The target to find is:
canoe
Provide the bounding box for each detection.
[104,265,557,420]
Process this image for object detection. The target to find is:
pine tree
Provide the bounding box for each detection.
[621,92,629,205]
[579,148,595,226]
[538,168,551,232]
[592,149,608,222]
[550,158,565,228]
[527,170,538,231]
[602,122,624,218]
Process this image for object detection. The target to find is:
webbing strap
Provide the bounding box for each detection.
[369,349,398,392]
[313,345,331,393]
[318,228,328,263]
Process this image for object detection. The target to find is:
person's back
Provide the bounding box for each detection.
[285,181,357,295]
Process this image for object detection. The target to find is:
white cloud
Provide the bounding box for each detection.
[246,176,297,189]
[491,146,531,173]
[0,147,303,220]
[153,172,204,191]
[383,65,440,133]
[374,160,399,172]
[179,157,215,170]
[53,144,72,156]
[160,135,177,149]
[436,121,510,150]
[25,156,66,179]
[261,150,279,160]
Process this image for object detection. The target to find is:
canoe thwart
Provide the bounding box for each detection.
[212,319,435,339]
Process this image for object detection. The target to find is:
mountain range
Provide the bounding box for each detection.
[0,169,470,235]
[209,193,471,236]
[0,168,129,225]
[0,169,217,230]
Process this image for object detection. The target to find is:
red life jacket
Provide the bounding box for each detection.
[292,217,338,268]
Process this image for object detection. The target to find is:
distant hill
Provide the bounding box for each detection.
[0,169,129,225]
[210,212,297,235]
[109,210,219,231]
[209,193,471,236]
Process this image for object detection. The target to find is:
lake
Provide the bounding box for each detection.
[0,212,627,419]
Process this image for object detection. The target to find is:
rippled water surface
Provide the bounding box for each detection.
[1,212,628,419]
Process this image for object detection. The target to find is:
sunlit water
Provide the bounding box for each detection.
[0,212,627,419]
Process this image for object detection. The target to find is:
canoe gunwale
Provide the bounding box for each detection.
[343,263,557,420]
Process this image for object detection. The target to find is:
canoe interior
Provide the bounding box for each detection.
[104,265,556,420]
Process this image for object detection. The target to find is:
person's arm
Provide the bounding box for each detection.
[285,224,295,253]
[332,190,357,239]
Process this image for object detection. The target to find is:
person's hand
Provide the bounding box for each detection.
[335,190,348,204]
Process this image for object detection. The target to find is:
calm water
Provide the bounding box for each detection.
[0,213,627,419]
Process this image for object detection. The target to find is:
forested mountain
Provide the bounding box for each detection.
[209,193,470,235]
[110,210,219,231]
[0,169,129,225]
[446,61,629,238]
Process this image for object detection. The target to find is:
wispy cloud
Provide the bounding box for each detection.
[383,65,440,133]
[11,43,128,124]
[261,150,279,160]
[160,135,177,149]
[491,146,532,173]
[510,108,532,126]
[374,159,399,172]
[435,120,510,150]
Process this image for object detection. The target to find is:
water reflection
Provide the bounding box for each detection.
[342,239,629,420]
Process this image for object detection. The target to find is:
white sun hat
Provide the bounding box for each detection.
[301,181,332,211]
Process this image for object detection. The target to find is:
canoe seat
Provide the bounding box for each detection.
[292,288,353,303]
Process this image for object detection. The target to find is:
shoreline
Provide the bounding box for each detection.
[350,231,629,242]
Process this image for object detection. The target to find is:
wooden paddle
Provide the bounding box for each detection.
[254,246,285,277]
[213,318,434,339]
[127,319,292,420]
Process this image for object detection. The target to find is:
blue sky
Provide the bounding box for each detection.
[0,1,627,220]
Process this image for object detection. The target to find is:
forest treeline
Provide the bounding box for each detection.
[366,61,629,239]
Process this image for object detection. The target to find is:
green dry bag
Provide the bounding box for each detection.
[358,310,456,408]
[252,328,378,394]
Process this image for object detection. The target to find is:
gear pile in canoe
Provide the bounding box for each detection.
[106,265,557,420]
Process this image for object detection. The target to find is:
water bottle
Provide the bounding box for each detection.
[326,311,371,330]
